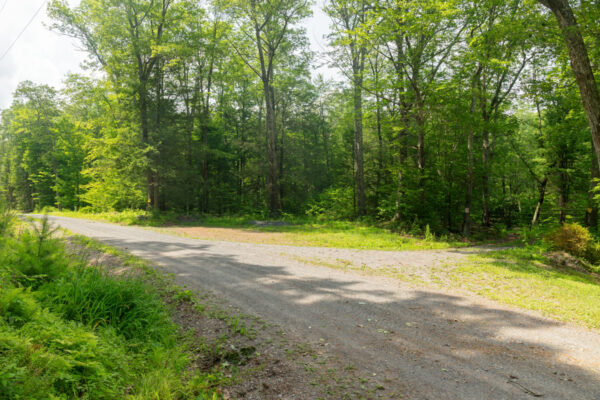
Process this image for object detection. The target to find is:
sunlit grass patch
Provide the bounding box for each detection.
[47,210,468,250]
[448,246,600,329]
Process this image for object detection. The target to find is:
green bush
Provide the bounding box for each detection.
[548,223,592,258]
[548,223,600,264]
[1,217,69,287]
[43,265,174,342]
[306,187,355,220]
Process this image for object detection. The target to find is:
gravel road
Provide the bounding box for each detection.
[36,215,600,400]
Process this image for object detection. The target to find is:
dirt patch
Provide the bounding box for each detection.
[169,300,324,400]
[546,251,600,278]
[167,226,291,245]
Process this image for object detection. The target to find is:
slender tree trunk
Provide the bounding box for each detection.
[320,101,331,184]
[375,93,383,208]
[531,177,548,226]
[139,85,154,210]
[482,116,491,227]
[531,95,548,227]
[463,68,481,236]
[393,109,410,223]
[539,0,600,171]
[416,95,426,215]
[586,149,600,230]
[51,137,61,211]
[559,158,569,224]
[352,46,366,217]
[279,100,286,204]
[264,81,279,216]
[463,124,474,236]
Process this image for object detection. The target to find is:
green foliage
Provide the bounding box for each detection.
[306,187,355,220]
[44,265,174,342]
[0,0,598,236]
[0,209,222,399]
[1,217,69,288]
[548,223,593,259]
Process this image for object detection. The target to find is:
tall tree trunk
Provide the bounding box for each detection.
[264,81,279,217]
[279,99,286,204]
[393,109,410,223]
[531,177,548,226]
[559,157,569,224]
[531,95,548,227]
[416,95,426,216]
[51,137,61,211]
[375,93,383,208]
[586,149,600,230]
[319,101,331,184]
[352,45,366,217]
[481,114,491,227]
[139,85,154,210]
[200,20,218,214]
[463,68,481,236]
[539,0,600,171]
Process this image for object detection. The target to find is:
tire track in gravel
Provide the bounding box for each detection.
[36,215,600,400]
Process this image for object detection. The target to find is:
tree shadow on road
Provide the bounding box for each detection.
[94,236,600,400]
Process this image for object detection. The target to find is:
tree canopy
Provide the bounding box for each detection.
[1,0,600,235]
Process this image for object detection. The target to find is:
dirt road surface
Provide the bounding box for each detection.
[35,215,600,399]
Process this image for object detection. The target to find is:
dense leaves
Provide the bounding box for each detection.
[1,0,600,234]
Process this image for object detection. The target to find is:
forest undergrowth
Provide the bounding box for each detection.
[0,211,247,399]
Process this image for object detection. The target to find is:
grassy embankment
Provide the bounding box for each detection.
[0,214,247,399]
[46,209,468,250]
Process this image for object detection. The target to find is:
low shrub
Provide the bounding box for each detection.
[0,217,70,287]
[548,223,600,265]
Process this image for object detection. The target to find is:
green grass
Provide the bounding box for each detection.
[45,210,469,251]
[285,243,600,330]
[448,246,600,330]
[0,216,225,399]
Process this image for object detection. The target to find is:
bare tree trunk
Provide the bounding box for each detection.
[139,85,155,210]
[393,109,410,223]
[416,96,426,215]
[352,45,366,217]
[532,95,548,227]
[482,132,491,226]
[559,158,569,224]
[586,149,600,230]
[463,67,481,236]
[531,177,548,226]
[279,98,286,204]
[264,81,280,217]
[375,93,383,208]
[319,101,331,184]
[539,0,600,171]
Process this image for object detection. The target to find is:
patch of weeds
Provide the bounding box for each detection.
[173,289,196,303]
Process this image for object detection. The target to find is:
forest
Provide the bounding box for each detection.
[1,0,600,237]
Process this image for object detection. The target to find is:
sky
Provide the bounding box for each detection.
[0,0,336,110]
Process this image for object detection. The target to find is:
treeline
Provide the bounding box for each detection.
[1,0,600,235]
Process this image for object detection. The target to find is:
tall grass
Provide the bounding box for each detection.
[0,213,221,399]
[44,265,174,342]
